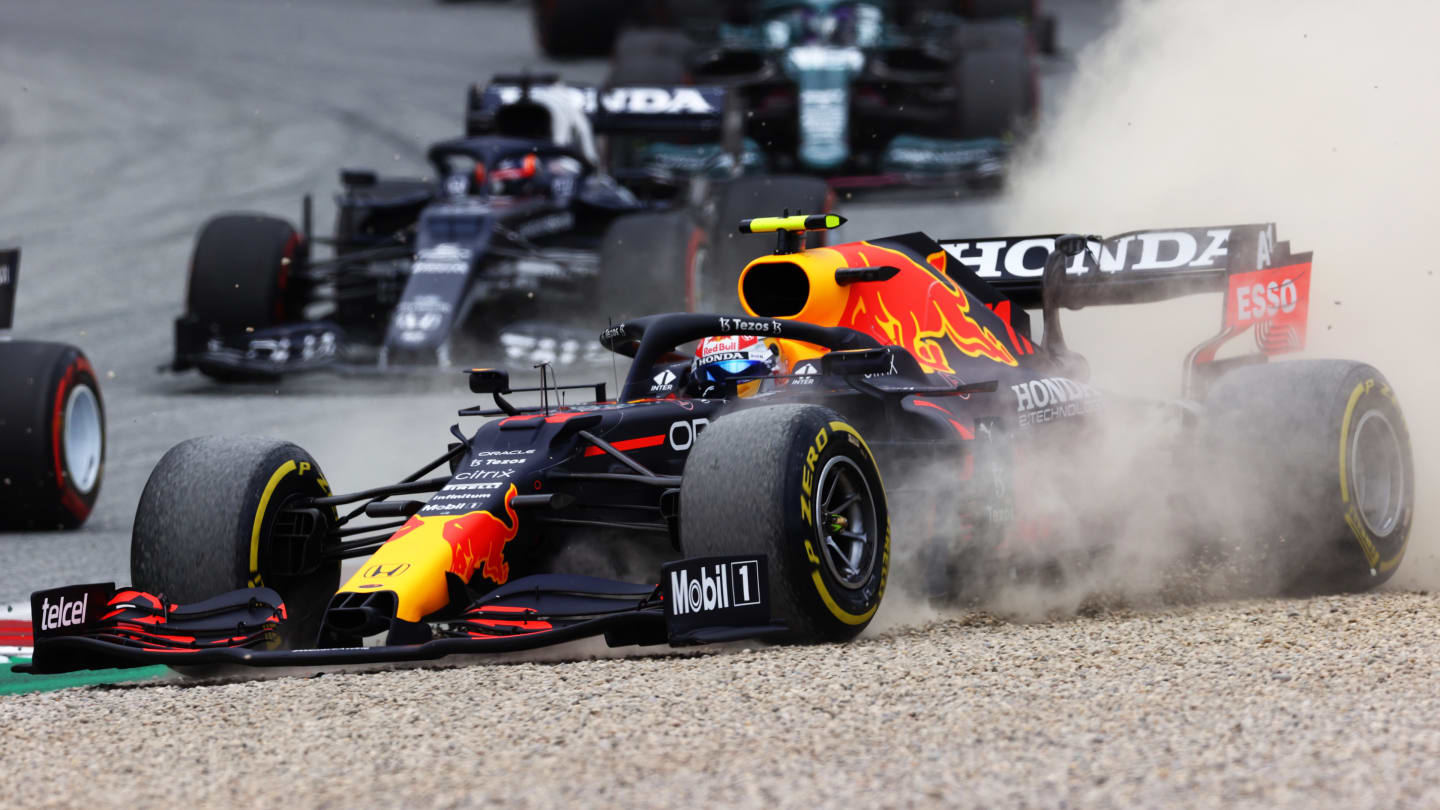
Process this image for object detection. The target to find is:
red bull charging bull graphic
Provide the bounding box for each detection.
[824,241,1019,371]
[442,485,520,585]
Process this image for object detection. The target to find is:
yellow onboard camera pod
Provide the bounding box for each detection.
[737,212,847,256]
[737,214,845,235]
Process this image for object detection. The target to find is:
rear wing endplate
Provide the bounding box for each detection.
[0,248,18,332]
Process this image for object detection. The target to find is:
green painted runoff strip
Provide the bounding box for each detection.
[0,658,169,695]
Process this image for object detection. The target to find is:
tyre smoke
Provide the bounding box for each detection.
[879,0,1438,626]
[992,0,1437,591]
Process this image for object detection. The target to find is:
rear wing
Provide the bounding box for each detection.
[940,225,1313,396]
[940,224,1305,308]
[0,248,18,332]
[467,79,728,138]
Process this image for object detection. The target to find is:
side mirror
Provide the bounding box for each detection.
[469,368,511,394]
[340,168,377,188]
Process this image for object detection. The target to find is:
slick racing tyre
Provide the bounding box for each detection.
[680,405,889,642]
[132,437,338,649]
[953,17,1031,52]
[534,0,631,57]
[952,23,1034,139]
[189,214,304,334]
[897,0,1034,22]
[0,341,104,530]
[709,176,831,310]
[1200,360,1414,594]
[609,28,691,85]
[598,211,707,322]
[186,214,306,382]
[961,0,1036,18]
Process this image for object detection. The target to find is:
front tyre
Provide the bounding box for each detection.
[131,436,338,648]
[680,405,889,642]
[0,341,105,530]
[1201,360,1414,594]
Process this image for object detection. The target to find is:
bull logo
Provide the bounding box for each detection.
[442,485,520,585]
[833,243,1018,371]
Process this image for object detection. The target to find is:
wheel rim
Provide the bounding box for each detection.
[814,455,878,590]
[63,383,103,494]
[1350,408,1405,537]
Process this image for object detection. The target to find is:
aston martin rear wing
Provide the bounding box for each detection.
[939,224,1313,397]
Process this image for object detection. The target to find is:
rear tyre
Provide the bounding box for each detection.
[1200,360,1414,594]
[708,175,831,311]
[953,17,1031,52]
[952,33,1034,138]
[609,29,691,85]
[131,436,338,648]
[962,0,1036,17]
[598,211,707,322]
[680,405,889,642]
[534,0,631,57]
[0,341,105,530]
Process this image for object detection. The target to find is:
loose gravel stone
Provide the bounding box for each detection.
[4,591,1439,809]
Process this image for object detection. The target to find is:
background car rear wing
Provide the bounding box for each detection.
[0,248,18,332]
[469,78,729,138]
[939,225,1312,397]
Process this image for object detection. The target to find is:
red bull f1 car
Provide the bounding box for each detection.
[0,248,106,531]
[18,215,1413,675]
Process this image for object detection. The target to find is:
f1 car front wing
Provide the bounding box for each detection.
[15,556,785,675]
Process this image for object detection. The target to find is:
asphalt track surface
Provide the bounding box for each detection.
[7,2,1439,808]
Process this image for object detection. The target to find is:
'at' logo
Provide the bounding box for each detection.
[442,485,520,585]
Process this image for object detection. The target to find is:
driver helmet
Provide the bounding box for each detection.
[692,335,780,397]
[488,153,542,197]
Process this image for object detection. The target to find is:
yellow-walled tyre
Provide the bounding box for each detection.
[680,405,889,642]
[1201,360,1414,594]
[131,436,338,648]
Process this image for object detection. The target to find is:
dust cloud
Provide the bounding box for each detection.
[884,0,1439,622]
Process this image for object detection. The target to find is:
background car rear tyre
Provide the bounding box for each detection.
[534,0,632,57]
[952,30,1034,138]
[953,17,1031,52]
[598,211,707,322]
[609,29,692,85]
[708,175,832,311]
[0,341,104,530]
[131,436,339,648]
[961,0,1036,18]
[1199,360,1414,594]
[680,405,889,642]
[897,0,1035,23]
